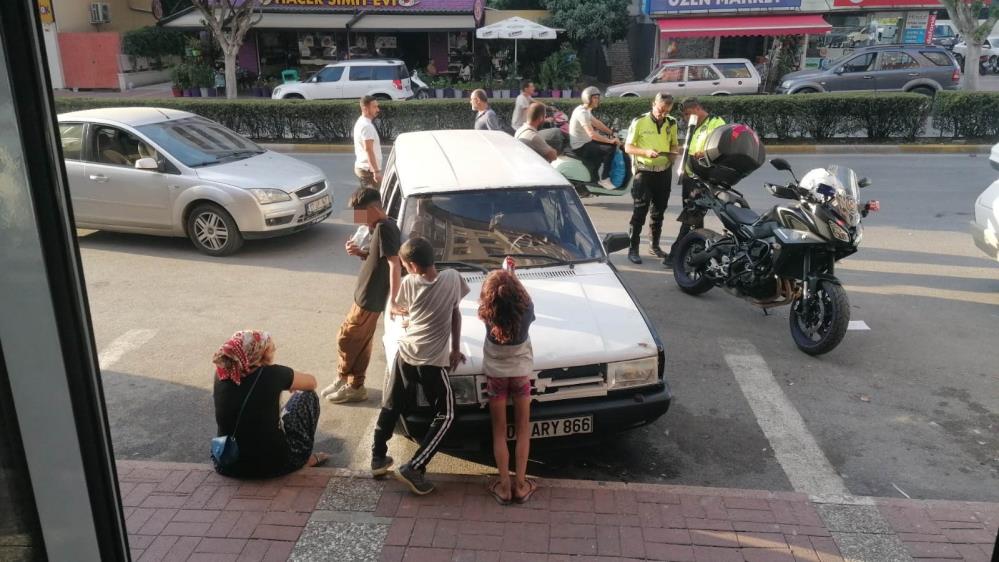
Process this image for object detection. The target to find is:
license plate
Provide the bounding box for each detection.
[307,195,330,215]
[507,415,592,440]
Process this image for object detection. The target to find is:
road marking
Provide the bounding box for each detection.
[848,320,870,331]
[720,338,851,498]
[98,329,157,370]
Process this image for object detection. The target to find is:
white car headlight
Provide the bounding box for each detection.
[249,188,292,204]
[607,357,658,390]
[782,80,792,89]
[417,375,479,406]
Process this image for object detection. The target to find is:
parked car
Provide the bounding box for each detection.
[271,58,413,101]
[952,36,999,73]
[778,45,960,95]
[379,130,671,450]
[973,143,999,260]
[931,22,959,50]
[606,58,760,97]
[58,107,333,256]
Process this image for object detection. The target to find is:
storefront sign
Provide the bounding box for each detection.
[648,0,801,13]
[831,0,940,8]
[925,12,936,44]
[903,11,930,43]
[265,0,454,8]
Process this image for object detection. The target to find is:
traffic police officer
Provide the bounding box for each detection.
[624,92,679,264]
[667,97,726,268]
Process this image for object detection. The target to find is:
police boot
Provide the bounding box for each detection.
[627,227,642,265]
[649,228,665,259]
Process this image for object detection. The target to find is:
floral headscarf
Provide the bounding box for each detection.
[212,330,272,384]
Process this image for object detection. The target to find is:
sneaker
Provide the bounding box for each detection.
[327,385,367,404]
[649,246,665,258]
[597,178,617,190]
[627,250,642,265]
[371,456,394,478]
[395,463,434,495]
[320,379,346,399]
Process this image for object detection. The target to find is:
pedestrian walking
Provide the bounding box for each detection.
[623,92,679,264]
[479,265,538,505]
[321,187,402,404]
[353,95,383,189]
[471,89,505,132]
[515,102,558,162]
[371,237,470,495]
[511,79,536,130]
[667,97,725,268]
[212,330,328,478]
[569,87,619,190]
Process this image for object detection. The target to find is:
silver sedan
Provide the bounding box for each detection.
[58,107,333,256]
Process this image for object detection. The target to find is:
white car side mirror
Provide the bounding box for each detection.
[135,157,159,171]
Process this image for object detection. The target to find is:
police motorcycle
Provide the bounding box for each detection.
[671,123,880,355]
[552,87,632,198]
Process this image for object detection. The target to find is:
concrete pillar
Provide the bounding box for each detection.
[800,34,809,71]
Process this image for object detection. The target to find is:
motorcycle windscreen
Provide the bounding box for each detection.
[822,166,862,227]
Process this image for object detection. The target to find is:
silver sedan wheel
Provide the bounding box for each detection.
[193,210,230,251]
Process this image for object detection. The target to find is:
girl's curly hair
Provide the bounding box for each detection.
[478,270,532,344]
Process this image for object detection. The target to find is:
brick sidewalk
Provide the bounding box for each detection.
[117,460,997,562]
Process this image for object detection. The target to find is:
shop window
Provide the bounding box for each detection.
[59,122,84,160]
[714,63,753,79]
[840,53,876,73]
[877,51,918,71]
[687,65,720,82]
[921,51,953,66]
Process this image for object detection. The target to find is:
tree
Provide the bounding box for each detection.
[941,0,999,91]
[543,0,630,45]
[189,0,263,99]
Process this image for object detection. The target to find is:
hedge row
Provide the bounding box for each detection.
[54,91,998,143]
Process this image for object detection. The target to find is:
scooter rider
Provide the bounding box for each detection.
[624,92,678,265]
[667,98,725,268]
[569,86,619,191]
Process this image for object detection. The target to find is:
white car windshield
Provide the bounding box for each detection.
[136,117,264,168]
[401,187,604,269]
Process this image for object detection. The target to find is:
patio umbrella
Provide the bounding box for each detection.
[475,16,559,77]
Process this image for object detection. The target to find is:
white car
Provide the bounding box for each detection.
[58,107,332,256]
[973,143,999,260]
[271,58,413,101]
[378,130,671,448]
[606,58,761,97]
[952,36,999,71]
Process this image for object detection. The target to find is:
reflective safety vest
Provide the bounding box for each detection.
[685,115,726,175]
[626,112,678,171]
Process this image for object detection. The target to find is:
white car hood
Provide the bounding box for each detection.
[384,262,659,375]
[195,151,325,192]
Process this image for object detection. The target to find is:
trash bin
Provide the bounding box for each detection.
[281,69,300,83]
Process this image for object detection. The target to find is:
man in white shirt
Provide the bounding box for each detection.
[511,80,535,130]
[353,95,382,189]
[515,102,557,162]
[569,86,618,190]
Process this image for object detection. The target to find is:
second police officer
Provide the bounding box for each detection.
[623,93,679,264]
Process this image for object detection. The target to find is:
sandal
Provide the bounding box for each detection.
[488,480,512,506]
[513,479,538,504]
[310,453,330,467]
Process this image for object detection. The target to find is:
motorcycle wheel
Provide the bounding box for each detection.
[789,280,850,356]
[416,90,430,99]
[673,229,717,295]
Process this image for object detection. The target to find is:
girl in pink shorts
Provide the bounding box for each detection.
[478,269,537,505]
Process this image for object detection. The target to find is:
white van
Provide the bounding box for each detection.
[379,130,671,450]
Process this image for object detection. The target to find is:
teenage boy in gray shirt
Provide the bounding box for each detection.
[371,237,469,495]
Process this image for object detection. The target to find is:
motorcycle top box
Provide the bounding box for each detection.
[690,124,767,187]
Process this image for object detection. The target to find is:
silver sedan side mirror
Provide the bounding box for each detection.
[135,157,159,171]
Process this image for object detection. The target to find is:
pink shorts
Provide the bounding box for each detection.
[486,376,531,400]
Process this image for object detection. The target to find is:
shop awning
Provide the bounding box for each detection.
[657,15,831,38]
[161,11,474,31]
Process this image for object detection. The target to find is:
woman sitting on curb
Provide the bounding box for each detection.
[212,330,328,478]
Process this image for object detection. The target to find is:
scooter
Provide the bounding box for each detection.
[410,70,432,99]
[551,113,632,198]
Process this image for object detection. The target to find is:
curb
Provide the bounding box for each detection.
[261,142,991,155]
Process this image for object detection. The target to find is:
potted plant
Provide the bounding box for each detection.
[195,65,212,97]
[252,76,266,97]
[264,77,278,98]
[170,63,186,97]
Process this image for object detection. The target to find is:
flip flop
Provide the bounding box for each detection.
[514,479,538,504]
[488,480,512,506]
[311,453,330,467]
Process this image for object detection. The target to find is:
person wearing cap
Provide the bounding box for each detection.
[667,97,726,268]
[624,92,678,265]
[568,86,619,190]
